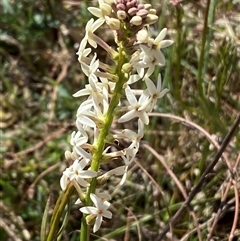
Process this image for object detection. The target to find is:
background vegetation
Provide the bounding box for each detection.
[1,0,239,240]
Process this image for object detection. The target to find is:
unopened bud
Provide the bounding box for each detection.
[106,17,120,30]
[149,8,157,15]
[128,7,138,16]
[137,29,149,43]
[117,10,127,20]
[130,15,142,26]
[122,63,132,73]
[86,214,97,225]
[138,4,144,10]
[117,3,126,10]
[65,150,72,161]
[137,9,148,17]
[144,3,152,10]
[145,14,158,25]
[71,151,78,160]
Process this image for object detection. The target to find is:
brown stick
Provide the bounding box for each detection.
[154,113,240,241]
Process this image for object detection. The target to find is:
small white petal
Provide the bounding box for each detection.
[73,88,90,97]
[74,177,90,187]
[125,87,137,105]
[155,28,167,43]
[160,40,174,49]
[122,129,137,140]
[128,74,141,84]
[77,115,96,128]
[145,78,156,95]
[118,109,136,123]
[75,146,92,159]
[90,193,101,208]
[103,210,112,219]
[155,50,165,65]
[60,174,69,190]
[93,215,102,233]
[88,7,102,18]
[92,18,105,32]
[78,170,97,178]
[80,206,98,215]
[139,112,149,125]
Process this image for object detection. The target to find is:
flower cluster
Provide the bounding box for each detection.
[60,0,173,234]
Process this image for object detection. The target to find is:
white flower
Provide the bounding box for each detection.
[118,86,150,125]
[130,51,146,78]
[60,158,97,190]
[139,28,173,66]
[77,38,91,64]
[75,189,111,205]
[73,82,104,107]
[76,101,97,128]
[85,18,105,48]
[80,193,112,233]
[70,130,92,159]
[81,53,99,89]
[88,1,112,19]
[122,119,144,151]
[145,74,169,111]
[116,148,138,186]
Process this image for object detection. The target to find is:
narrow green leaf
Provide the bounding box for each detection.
[41,195,51,241]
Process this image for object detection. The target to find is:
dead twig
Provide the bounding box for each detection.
[148,113,232,172]
[206,153,240,241]
[228,154,240,241]
[154,113,240,241]
[10,125,71,158]
[143,143,202,241]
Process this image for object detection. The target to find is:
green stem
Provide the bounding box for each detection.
[197,0,212,100]
[80,44,130,241]
[174,4,183,102]
[46,183,74,241]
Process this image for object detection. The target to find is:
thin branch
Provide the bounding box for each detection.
[10,125,72,158]
[143,143,202,241]
[207,153,240,241]
[154,113,240,241]
[228,154,240,241]
[148,113,232,171]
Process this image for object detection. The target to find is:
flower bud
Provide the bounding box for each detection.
[145,14,158,25]
[117,3,126,10]
[65,150,72,161]
[86,214,97,225]
[137,9,148,18]
[137,4,144,10]
[122,63,132,73]
[128,7,138,16]
[149,9,157,15]
[137,29,149,43]
[144,3,151,10]
[106,17,120,30]
[130,15,142,26]
[117,10,127,20]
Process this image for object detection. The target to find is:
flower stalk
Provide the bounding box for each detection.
[45,1,173,241]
